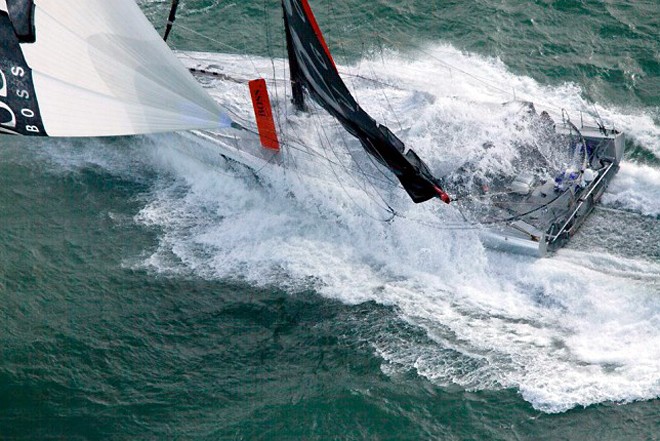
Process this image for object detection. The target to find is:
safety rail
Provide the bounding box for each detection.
[547,160,615,243]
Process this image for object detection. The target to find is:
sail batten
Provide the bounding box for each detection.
[0,0,232,138]
[282,0,449,203]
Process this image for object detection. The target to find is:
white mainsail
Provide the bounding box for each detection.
[0,0,232,137]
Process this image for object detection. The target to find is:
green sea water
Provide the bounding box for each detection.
[1,1,659,440]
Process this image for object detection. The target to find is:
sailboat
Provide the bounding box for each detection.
[0,0,625,257]
[175,0,626,256]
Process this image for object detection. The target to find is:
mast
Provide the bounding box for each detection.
[163,0,179,42]
[283,2,305,111]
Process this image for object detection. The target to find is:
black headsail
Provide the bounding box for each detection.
[282,0,450,204]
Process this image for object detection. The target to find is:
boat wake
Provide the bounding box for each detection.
[135,135,660,413]
[602,162,660,218]
[37,45,659,414]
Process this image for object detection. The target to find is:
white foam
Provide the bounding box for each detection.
[602,162,660,217]
[126,46,660,413]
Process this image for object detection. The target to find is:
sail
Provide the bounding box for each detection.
[282,0,450,203]
[0,0,231,137]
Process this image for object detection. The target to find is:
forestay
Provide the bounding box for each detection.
[0,0,231,137]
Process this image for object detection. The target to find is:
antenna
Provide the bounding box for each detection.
[589,103,609,135]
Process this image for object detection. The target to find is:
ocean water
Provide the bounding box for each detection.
[1,1,659,440]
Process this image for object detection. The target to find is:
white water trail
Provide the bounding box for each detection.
[39,45,657,413]
[602,162,660,217]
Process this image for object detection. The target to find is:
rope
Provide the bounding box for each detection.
[175,23,265,79]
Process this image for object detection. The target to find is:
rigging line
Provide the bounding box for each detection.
[264,23,332,184]
[236,122,401,188]
[306,90,398,218]
[373,37,404,133]
[227,110,350,175]
[325,109,400,214]
[264,4,300,184]
[247,88,399,192]
[187,69,401,88]
[275,96,311,181]
[262,0,285,146]
[251,149,283,175]
[275,98,311,192]
[344,29,404,136]
[371,31,589,120]
[169,134,264,180]
[309,93,378,192]
[331,3,404,146]
[439,183,593,228]
[255,87,306,193]
[339,120,403,204]
[321,1,406,183]
[352,37,405,156]
[323,0,395,154]
[383,207,487,231]
[282,101,395,222]
[354,41,366,104]
[258,2,315,172]
[275,7,294,175]
[369,66,403,132]
[289,106,399,194]
[386,195,561,230]
[351,109,408,187]
[325,154,397,221]
[188,137,505,230]
[174,23,265,79]
[183,140,496,231]
[187,68,405,91]
[359,134,403,188]
[317,130,397,221]
[286,111,327,178]
[310,32,409,188]
[375,33,514,97]
[480,189,566,226]
[311,4,445,201]
[340,71,400,90]
[326,0,363,103]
